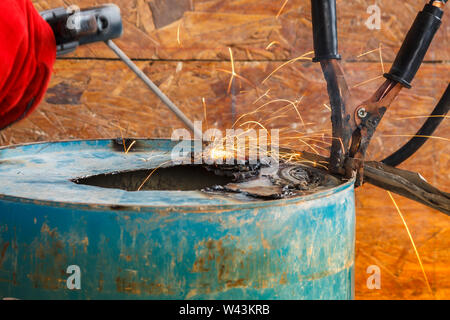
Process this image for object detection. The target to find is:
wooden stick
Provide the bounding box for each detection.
[299,151,450,215]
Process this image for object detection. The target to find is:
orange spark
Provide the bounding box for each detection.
[232,98,298,128]
[217,48,255,92]
[305,132,345,152]
[177,22,182,47]
[381,134,450,143]
[356,44,385,73]
[335,136,345,154]
[262,98,306,127]
[262,52,313,84]
[125,140,136,154]
[217,68,255,89]
[118,127,127,153]
[265,41,280,50]
[261,114,289,124]
[253,89,271,104]
[387,191,433,296]
[238,120,269,132]
[111,122,129,153]
[276,0,289,19]
[302,137,332,146]
[227,47,236,93]
[202,97,208,130]
[137,160,173,191]
[394,115,450,120]
[298,138,320,154]
[357,47,381,58]
[352,75,383,88]
[379,43,385,74]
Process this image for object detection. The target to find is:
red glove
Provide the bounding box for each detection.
[0,0,56,130]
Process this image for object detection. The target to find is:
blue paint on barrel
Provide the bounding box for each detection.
[0,139,355,299]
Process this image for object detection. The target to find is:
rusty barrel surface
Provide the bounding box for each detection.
[0,139,355,299]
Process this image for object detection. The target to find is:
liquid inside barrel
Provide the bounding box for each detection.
[0,139,355,300]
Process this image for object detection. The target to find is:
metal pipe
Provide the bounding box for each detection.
[105,40,203,139]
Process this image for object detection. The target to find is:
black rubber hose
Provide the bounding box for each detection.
[311,0,341,61]
[384,3,443,88]
[382,83,450,166]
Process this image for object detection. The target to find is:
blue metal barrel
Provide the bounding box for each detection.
[0,139,355,299]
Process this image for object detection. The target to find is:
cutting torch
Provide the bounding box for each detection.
[40,4,203,138]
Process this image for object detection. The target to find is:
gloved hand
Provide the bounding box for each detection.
[0,0,56,130]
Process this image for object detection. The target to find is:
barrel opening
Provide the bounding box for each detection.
[72,165,236,191]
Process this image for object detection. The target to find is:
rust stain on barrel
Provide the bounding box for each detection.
[191,235,283,293]
[27,223,68,290]
[0,242,9,267]
[115,276,174,296]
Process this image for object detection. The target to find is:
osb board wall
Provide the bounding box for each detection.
[0,0,448,299]
[30,0,450,61]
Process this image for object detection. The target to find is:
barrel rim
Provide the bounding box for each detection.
[0,138,355,213]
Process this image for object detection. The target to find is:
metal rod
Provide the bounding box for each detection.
[105,39,203,139]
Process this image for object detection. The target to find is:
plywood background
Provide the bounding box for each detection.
[1,0,449,299]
